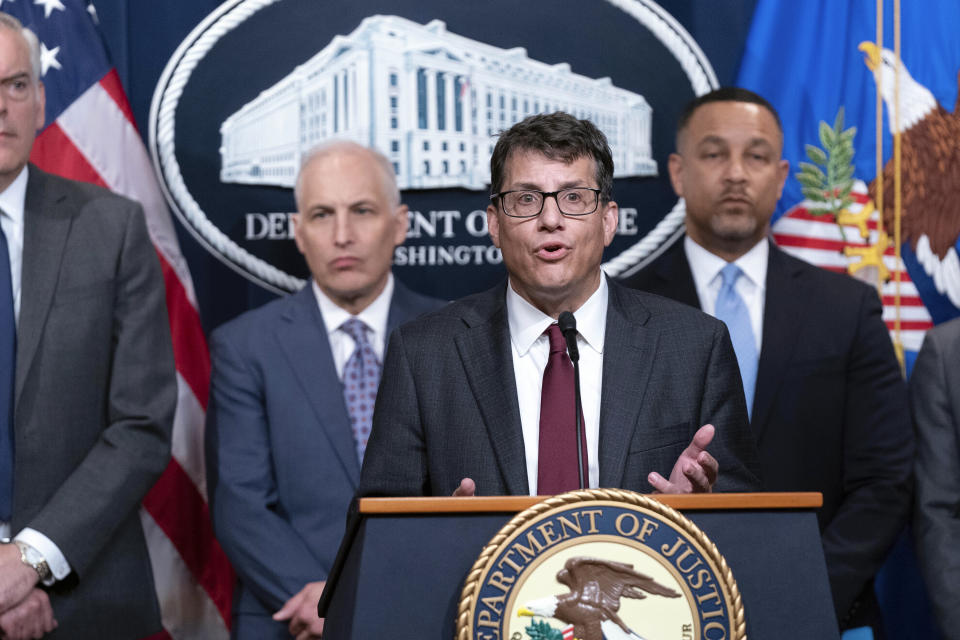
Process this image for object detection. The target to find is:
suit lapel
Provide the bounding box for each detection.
[751,244,804,441]
[598,281,657,487]
[454,286,528,495]
[16,169,72,403]
[277,287,361,484]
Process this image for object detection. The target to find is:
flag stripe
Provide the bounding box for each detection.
[99,68,138,132]
[143,459,235,626]
[169,372,209,499]
[30,123,109,188]
[883,321,935,331]
[140,510,231,640]
[784,208,880,229]
[776,234,881,253]
[773,216,882,242]
[157,251,211,409]
[881,295,924,306]
[881,306,936,321]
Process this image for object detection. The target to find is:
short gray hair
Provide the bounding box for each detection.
[294,140,400,210]
[0,12,42,82]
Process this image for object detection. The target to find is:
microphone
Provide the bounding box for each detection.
[557,311,579,363]
[557,311,585,490]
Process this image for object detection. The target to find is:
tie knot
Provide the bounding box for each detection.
[545,324,567,354]
[340,317,371,344]
[719,262,743,289]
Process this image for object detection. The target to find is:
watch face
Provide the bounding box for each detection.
[15,540,51,581]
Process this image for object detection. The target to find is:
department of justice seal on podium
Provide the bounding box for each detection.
[457,489,745,640]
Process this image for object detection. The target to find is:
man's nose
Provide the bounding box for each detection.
[333,213,353,245]
[538,194,565,229]
[724,157,747,182]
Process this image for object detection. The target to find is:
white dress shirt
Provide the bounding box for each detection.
[685,235,768,353]
[0,165,27,322]
[0,166,71,584]
[312,273,393,380]
[506,276,607,495]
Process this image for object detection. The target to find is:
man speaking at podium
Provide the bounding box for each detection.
[360,112,760,498]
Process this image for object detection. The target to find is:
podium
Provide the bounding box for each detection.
[320,492,838,639]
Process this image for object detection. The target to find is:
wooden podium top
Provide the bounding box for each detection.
[358,491,821,514]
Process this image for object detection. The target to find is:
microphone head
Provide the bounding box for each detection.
[557,311,579,362]
[558,311,576,334]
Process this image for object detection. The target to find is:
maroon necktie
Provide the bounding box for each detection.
[537,324,587,495]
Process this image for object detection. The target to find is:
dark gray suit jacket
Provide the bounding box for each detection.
[621,238,913,628]
[912,316,960,636]
[12,166,176,638]
[206,280,442,640]
[360,278,760,497]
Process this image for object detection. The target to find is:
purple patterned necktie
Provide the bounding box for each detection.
[537,324,587,495]
[340,318,381,464]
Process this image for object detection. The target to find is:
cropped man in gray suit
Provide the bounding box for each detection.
[360,112,760,499]
[912,316,960,636]
[206,141,442,640]
[0,13,175,640]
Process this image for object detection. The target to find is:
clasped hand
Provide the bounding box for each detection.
[0,544,57,640]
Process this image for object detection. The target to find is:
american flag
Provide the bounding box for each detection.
[9,1,233,638]
[772,181,934,354]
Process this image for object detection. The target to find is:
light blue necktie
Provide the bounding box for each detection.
[0,221,15,520]
[714,263,757,419]
[340,318,381,464]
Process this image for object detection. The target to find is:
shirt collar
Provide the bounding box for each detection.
[312,272,394,337]
[685,235,769,292]
[506,275,608,356]
[0,165,29,225]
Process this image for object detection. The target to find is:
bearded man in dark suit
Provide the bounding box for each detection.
[360,111,760,501]
[620,88,912,635]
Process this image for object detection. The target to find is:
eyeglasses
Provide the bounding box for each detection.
[491,188,602,218]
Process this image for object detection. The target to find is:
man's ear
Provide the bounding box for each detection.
[393,204,409,246]
[775,158,790,198]
[291,213,305,255]
[667,153,685,198]
[601,200,619,247]
[35,80,46,130]
[486,204,501,249]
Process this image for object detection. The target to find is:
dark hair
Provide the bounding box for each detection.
[676,87,783,143]
[490,112,614,201]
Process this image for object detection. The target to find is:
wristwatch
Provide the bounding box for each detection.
[1,538,53,583]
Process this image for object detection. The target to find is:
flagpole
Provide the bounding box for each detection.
[874,0,884,265]
[893,0,905,373]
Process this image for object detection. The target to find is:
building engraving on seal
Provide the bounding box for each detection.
[219,14,657,191]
